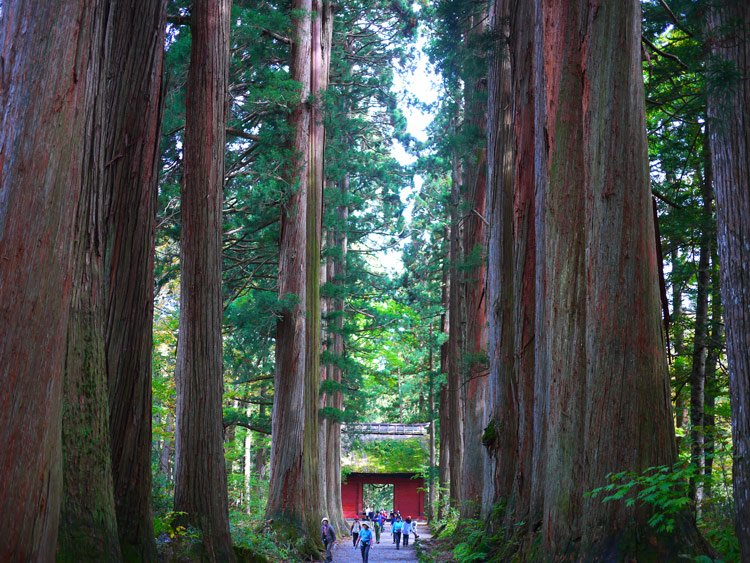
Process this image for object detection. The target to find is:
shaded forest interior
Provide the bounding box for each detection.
[1,0,750,562]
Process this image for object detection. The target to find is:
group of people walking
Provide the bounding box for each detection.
[320,509,420,563]
[349,509,419,562]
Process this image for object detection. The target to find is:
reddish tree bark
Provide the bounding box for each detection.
[103,2,166,559]
[173,1,234,560]
[706,1,750,556]
[59,34,120,556]
[460,7,489,518]
[447,148,465,508]
[325,177,349,534]
[0,2,106,559]
[484,0,711,557]
[266,1,322,551]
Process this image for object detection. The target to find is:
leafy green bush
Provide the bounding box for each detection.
[586,464,695,533]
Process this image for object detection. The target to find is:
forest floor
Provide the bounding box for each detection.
[332,524,430,562]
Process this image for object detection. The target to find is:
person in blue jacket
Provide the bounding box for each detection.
[392,516,403,549]
[359,521,374,563]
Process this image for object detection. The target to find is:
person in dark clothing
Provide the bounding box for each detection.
[350,517,362,548]
[321,517,336,562]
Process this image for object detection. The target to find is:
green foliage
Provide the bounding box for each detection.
[230,513,303,562]
[343,438,429,473]
[587,465,695,533]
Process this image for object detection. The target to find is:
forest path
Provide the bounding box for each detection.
[332,523,429,563]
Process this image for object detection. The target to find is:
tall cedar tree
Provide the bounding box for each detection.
[173,1,234,560]
[58,0,120,554]
[0,2,107,559]
[485,0,711,557]
[266,0,325,551]
[460,6,489,518]
[706,0,750,556]
[104,1,166,559]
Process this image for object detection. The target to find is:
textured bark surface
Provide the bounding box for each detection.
[485,0,514,516]
[447,154,465,508]
[0,2,105,559]
[438,259,450,517]
[706,1,750,557]
[267,0,316,545]
[59,15,121,554]
[326,177,349,534]
[460,7,489,518]
[173,1,234,560]
[535,0,694,555]
[689,140,713,511]
[483,0,709,557]
[103,1,166,559]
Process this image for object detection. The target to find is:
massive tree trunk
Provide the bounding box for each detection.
[104,1,166,559]
[483,0,710,557]
[533,0,702,555]
[266,1,324,552]
[59,28,121,557]
[173,1,234,560]
[706,1,750,557]
[0,2,106,559]
[485,0,538,529]
[460,6,489,519]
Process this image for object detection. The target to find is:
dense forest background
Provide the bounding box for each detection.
[1,0,749,561]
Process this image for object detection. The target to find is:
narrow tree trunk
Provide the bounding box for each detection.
[244,406,253,513]
[326,176,349,534]
[706,2,750,556]
[672,246,689,448]
[438,386,450,520]
[447,146,465,509]
[159,415,173,482]
[689,134,713,512]
[704,254,722,499]
[0,2,106,559]
[173,1,234,560]
[428,324,437,521]
[104,2,166,558]
[438,257,451,519]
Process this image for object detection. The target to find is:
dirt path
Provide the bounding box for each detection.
[331,522,429,563]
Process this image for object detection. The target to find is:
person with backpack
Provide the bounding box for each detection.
[350,516,362,548]
[321,517,336,562]
[359,521,374,563]
[392,516,403,550]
